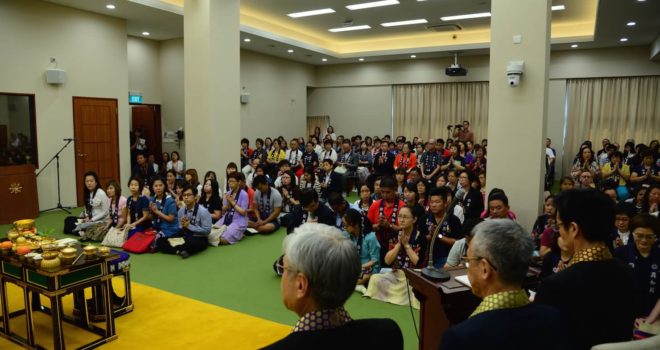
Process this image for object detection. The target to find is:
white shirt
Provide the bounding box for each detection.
[85,189,110,222]
[167,160,184,173]
[314,144,324,158]
[321,149,337,163]
[135,138,146,150]
[546,148,555,166]
[453,205,465,224]
[285,149,303,167]
[617,230,630,246]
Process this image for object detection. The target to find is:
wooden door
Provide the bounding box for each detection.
[73,97,120,206]
[131,105,162,162]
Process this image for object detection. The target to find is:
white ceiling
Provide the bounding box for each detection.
[42,0,660,65]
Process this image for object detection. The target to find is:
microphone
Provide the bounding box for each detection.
[449,188,466,210]
[421,189,463,282]
[63,138,75,141]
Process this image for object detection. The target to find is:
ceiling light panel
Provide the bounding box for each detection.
[287,8,335,18]
[329,25,372,32]
[346,0,399,11]
[440,5,564,22]
[441,12,491,21]
[381,19,428,27]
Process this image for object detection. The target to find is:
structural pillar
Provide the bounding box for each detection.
[486,0,551,230]
[184,0,240,176]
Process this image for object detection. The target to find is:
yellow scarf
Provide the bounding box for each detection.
[568,245,612,266]
[470,289,530,318]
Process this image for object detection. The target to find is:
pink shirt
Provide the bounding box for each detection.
[107,196,127,228]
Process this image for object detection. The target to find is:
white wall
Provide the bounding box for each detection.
[307,85,393,137]
[315,46,659,88]
[128,36,162,104]
[239,50,316,142]
[0,0,130,210]
[156,42,317,160]
[159,38,185,156]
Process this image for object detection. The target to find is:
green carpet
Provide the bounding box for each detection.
[1,200,421,350]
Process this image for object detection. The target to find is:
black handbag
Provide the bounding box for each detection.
[63,216,79,234]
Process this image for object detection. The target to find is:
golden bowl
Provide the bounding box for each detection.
[60,246,77,258]
[13,219,35,231]
[99,246,111,257]
[60,255,76,265]
[41,257,60,270]
[41,243,58,252]
[83,245,98,255]
[42,251,60,260]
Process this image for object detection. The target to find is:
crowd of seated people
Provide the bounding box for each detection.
[77,128,660,346]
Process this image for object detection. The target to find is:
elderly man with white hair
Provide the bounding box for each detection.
[439,219,566,350]
[262,223,403,350]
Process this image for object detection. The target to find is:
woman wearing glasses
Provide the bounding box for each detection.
[614,214,659,318]
[364,206,426,308]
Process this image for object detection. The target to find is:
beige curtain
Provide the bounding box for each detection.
[563,76,660,176]
[393,82,489,142]
[306,115,329,139]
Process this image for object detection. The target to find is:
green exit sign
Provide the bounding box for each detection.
[129,94,142,104]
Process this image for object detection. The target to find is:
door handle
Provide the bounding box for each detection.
[77,153,87,157]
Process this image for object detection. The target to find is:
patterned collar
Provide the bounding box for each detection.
[568,245,612,266]
[470,289,530,318]
[292,307,352,333]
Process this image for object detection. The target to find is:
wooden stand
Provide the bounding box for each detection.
[0,165,38,224]
[404,268,480,350]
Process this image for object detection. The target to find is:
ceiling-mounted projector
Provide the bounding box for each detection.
[445,52,467,76]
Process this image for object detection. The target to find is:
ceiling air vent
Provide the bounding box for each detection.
[426,24,462,32]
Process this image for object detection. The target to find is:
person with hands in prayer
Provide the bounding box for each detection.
[155,184,212,259]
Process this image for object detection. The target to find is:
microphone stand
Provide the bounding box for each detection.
[421,213,450,281]
[37,139,74,214]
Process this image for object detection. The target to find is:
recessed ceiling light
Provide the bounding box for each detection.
[288,8,336,18]
[441,12,491,21]
[106,4,115,10]
[359,58,365,61]
[243,38,251,42]
[142,32,150,36]
[620,38,628,42]
[287,49,294,53]
[551,5,565,11]
[570,44,578,48]
[329,25,372,32]
[637,0,646,2]
[346,0,399,11]
[626,21,636,27]
[410,55,417,58]
[381,19,428,27]
[322,58,328,62]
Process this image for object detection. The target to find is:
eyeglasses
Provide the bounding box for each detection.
[274,263,297,276]
[182,193,194,197]
[633,233,657,241]
[460,256,498,271]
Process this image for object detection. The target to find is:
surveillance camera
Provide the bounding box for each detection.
[507,73,521,87]
[506,61,524,88]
